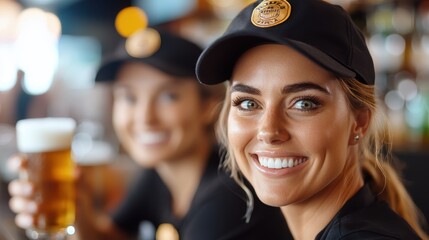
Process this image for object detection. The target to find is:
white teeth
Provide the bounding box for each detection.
[268,158,274,168]
[136,132,168,145]
[258,156,307,169]
[275,159,282,168]
[281,159,288,168]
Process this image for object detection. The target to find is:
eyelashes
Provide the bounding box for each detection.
[293,95,322,111]
[232,96,260,111]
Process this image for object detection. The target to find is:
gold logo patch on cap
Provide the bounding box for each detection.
[125,27,161,58]
[251,0,291,28]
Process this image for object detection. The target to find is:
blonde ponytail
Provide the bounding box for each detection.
[339,79,428,240]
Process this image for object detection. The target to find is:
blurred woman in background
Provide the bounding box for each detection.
[8,28,292,239]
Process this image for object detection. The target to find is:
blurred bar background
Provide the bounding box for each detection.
[0,0,428,238]
[1,0,428,149]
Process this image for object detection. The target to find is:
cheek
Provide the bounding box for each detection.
[320,109,352,146]
[162,104,196,127]
[297,111,351,157]
[162,102,206,140]
[112,104,130,137]
[227,114,255,169]
[228,115,252,147]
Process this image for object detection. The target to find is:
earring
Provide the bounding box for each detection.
[354,135,360,142]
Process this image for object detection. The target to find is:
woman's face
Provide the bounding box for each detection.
[228,44,360,207]
[112,62,209,167]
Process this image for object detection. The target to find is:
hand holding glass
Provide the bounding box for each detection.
[16,118,76,240]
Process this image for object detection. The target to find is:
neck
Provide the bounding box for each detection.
[282,153,364,240]
[156,140,212,218]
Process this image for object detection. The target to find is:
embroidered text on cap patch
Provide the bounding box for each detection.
[251,0,291,28]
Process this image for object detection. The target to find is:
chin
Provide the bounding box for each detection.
[252,182,291,207]
[256,192,289,207]
[135,160,155,168]
[133,155,160,168]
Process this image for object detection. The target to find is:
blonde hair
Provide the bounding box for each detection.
[338,78,428,239]
[197,81,226,134]
[216,79,428,238]
[216,84,255,223]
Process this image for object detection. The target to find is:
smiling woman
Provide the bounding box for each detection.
[111,62,214,168]
[196,0,429,239]
[227,44,363,212]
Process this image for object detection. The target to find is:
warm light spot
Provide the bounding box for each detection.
[156,223,179,240]
[115,6,148,37]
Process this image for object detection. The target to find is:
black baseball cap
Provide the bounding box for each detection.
[95,27,203,82]
[196,0,375,85]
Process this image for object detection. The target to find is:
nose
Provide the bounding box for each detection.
[257,108,290,145]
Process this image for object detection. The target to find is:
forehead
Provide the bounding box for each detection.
[115,62,195,88]
[231,44,337,87]
[116,62,173,80]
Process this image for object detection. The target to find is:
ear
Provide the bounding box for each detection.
[349,108,371,145]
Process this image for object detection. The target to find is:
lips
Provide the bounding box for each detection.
[257,156,308,169]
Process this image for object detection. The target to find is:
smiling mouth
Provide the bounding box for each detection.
[136,132,168,145]
[257,156,308,169]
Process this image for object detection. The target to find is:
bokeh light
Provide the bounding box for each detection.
[398,79,418,101]
[385,90,405,111]
[15,8,61,95]
[156,223,179,240]
[115,6,148,37]
[0,0,22,40]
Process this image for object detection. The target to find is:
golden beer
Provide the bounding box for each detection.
[16,118,76,239]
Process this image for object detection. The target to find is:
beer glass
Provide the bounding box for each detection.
[16,118,76,240]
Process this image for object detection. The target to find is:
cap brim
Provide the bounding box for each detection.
[95,57,197,83]
[196,31,356,85]
[95,60,123,82]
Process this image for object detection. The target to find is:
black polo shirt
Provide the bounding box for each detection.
[316,183,420,239]
[112,146,293,240]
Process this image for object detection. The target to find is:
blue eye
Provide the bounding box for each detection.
[114,91,136,104]
[160,92,179,102]
[242,100,258,110]
[293,99,319,110]
[124,95,137,104]
[232,98,260,111]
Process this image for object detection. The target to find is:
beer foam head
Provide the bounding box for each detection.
[16,118,76,153]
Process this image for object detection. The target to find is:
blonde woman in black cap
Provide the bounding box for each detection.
[8,28,292,239]
[196,0,428,239]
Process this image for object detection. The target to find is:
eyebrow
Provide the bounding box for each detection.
[231,84,261,95]
[282,82,330,95]
[231,82,330,95]
[112,82,127,89]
